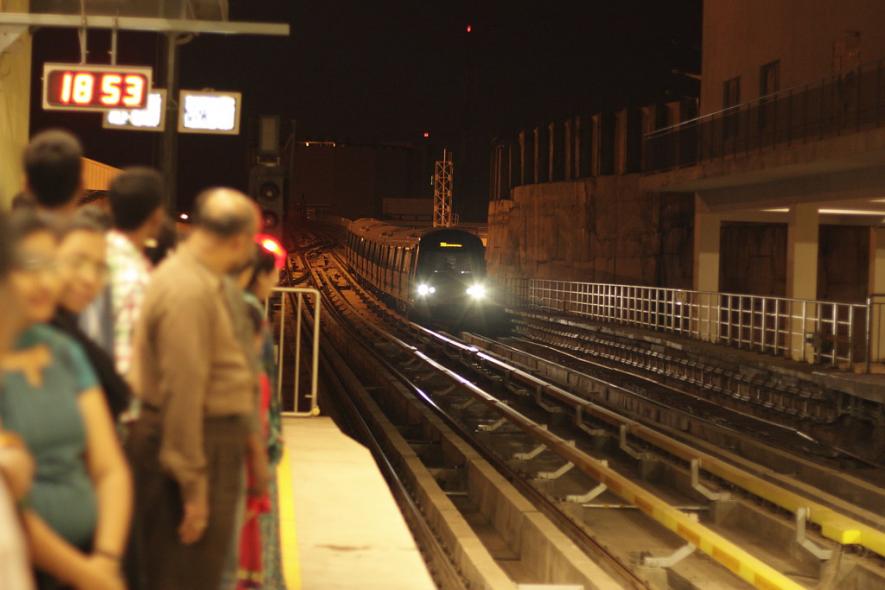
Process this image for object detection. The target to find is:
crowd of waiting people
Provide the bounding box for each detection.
[0,129,288,590]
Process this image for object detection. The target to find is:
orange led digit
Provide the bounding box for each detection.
[100,74,123,106]
[60,72,73,103]
[43,63,153,112]
[72,73,94,105]
[122,75,146,108]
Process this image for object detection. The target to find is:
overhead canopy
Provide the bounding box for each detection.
[82,157,120,191]
[30,1,229,20]
[0,11,288,36]
[0,0,288,37]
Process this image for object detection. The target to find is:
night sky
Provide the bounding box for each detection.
[29,0,701,220]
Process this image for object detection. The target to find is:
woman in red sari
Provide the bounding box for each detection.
[236,236,286,590]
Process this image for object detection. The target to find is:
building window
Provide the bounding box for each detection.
[833,31,862,73]
[723,76,741,110]
[723,77,741,142]
[760,60,780,97]
[759,61,780,135]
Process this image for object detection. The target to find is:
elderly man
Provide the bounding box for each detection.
[128,188,266,590]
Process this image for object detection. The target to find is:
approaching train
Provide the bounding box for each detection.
[344,218,499,327]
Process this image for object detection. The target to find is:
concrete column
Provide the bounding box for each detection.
[0,1,32,208]
[614,109,627,175]
[786,204,820,300]
[693,196,721,341]
[489,146,498,200]
[640,106,654,170]
[666,100,682,125]
[786,204,820,362]
[518,130,526,186]
[869,228,885,294]
[547,122,555,181]
[563,119,573,180]
[590,114,601,177]
[573,116,582,178]
[507,143,513,196]
[693,197,721,293]
[488,147,494,200]
[532,127,540,184]
[868,227,885,363]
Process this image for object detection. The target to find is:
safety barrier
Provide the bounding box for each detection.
[269,287,322,416]
[506,278,882,372]
[644,58,885,173]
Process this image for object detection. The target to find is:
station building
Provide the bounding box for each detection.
[488,0,885,370]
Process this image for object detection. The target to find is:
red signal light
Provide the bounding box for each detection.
[466,24,472,33]
[423,131,430,139]
[255,232,287,269]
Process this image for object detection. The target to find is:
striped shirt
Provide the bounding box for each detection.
[107,230,152,379]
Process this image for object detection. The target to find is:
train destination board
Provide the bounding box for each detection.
[103,90,166,132]
[43,63,152,112]
[178,90,242,135]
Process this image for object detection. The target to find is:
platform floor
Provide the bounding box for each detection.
[278,417,435,590]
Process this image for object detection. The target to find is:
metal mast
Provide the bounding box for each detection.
[433,149,454,227]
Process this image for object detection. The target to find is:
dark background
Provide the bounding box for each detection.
[29,1,701,220]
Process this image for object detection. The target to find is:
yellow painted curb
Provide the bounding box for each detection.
[278,446,301,590]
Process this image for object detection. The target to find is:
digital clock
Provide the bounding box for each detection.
[42,63,153,112]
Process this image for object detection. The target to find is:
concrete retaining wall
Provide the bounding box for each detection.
[486,177,693,287]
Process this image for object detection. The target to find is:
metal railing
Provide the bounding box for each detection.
[644,59,885,173]
[269,286,322,416]
[506,278,881,371]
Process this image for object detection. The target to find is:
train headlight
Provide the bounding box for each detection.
[417,283,436,297]
[466,284,487,300]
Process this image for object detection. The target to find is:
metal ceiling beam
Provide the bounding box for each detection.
[0,12,289,36]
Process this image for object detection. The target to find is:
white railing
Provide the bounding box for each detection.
[269,287,322,416]
[506,278,880,371]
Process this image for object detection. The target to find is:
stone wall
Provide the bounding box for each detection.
[716,222,871,301]
[486,176,693,287]
[720,222,788,296]
[818,225,870,302]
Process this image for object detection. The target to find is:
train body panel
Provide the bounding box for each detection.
[344,218,496,326]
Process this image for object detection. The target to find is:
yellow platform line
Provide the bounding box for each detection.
[278,446,301,590]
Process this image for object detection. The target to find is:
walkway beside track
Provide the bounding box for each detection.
[278,416,436,590]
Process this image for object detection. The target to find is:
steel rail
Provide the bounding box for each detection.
[469,332,885,528]
[308,255,645,589]
[296,298,469,590]
[375,326,807,590]
[314,250,805,590]
[408,323,885,560]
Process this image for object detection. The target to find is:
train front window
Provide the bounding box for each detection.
[425,251,478,275]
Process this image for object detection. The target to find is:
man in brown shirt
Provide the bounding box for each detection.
[127,187,266,590]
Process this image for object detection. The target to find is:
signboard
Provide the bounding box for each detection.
[43,63,152,111]
[102,89,166,132]
[178,90,241,135]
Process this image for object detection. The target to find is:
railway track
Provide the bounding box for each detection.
[290,247,630,589]
[286,231,885,589]
[506,309,884,465]
[454,333,885,523]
